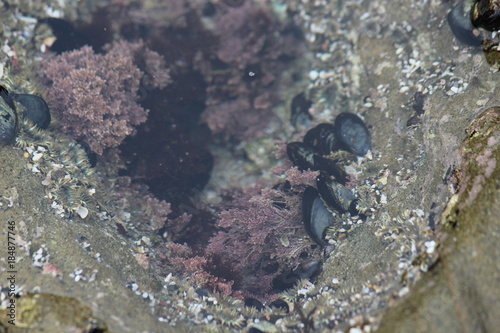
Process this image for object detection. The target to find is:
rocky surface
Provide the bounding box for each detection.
[0,0,499,332]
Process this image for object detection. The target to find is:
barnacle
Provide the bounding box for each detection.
[201,324,231,333]
[281,288,300,303]
[16,120,53,148]
[240,304,259,318]
[211,305,245,328]
[355,184,375,216]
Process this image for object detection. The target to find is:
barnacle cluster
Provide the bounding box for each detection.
[1,72,103,219]
[18,122,101,218]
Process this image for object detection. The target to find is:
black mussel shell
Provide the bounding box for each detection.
[269,299,289,312]
[245,298,264,310]
[448,0,483,46]
[290,92,312,127]
[471,0,500,31]
[0,85,18,145]
[0,85,16,110]
[11,93,51,129]
[294,261,321,280]
[273,260,321,291]
[313,154,349,185]
[195,288,210,297]
[333,112,371,156]
[316,173,356,214]
[287,141,316,171]
[303,123,339,155]
[302,186,335,246]
[287,142,349,182]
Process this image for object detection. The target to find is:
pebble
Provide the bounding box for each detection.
[425,240,436,254]
[310,22,327,34]
[32,152,43,161]
[309,70,319,81]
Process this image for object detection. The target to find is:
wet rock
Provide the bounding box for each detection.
[377,108,500,332]
[0,293,109,331]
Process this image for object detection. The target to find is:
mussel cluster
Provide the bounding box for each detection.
[287,112,371,246]
[0,84,51,145]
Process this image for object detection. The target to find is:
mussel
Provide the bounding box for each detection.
[269,299,289,312]
[11,93,51,129]
[313,156,349,184]
[302,186,337,246]
[290,92,312,127]
[333,112,371,156]
[316,173,358,215]
[471,0,500,31]
[244,297,264,310]
[273,260,321,290]
[447,0,483,46]
[287,141,316,171]
[303,123,339,155]
[301,113,371,157]
[0,85,18,145]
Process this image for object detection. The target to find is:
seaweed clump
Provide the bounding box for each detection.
[39,40,170,155]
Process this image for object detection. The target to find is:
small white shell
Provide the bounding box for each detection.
[76,206,89,219]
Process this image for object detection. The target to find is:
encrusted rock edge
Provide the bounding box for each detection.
[376,108,500,332]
